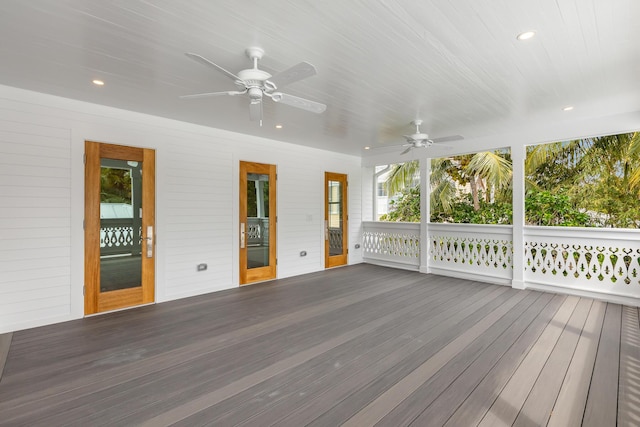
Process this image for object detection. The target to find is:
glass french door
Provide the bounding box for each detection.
[239,161,277,285]
[84,141,155,314]
[325,172,348,268]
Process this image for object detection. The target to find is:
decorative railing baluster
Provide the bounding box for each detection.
[363,222,640,302]
[100,218,136,256]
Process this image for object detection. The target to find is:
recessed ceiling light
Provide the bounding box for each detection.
[92,79,105,86]
[364,146,370,150]
[275,124,283,129]
[516,31,536,41]
[562,106,574,111]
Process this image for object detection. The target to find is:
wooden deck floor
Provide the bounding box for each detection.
[1,264,639,426]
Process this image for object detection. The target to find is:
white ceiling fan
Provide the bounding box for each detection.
[181,47,326,126]
[398,120,463,154]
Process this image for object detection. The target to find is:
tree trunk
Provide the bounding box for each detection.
[470,175,480,211]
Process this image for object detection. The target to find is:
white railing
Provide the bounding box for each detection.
[362,221,640,305]
[362,221,420,270]
[100,218,139,256]
[247,217,269,246]
[524,226,640,301]
[429,223,513,284]
[329,227,343,252]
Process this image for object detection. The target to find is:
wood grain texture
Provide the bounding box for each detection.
[547,300,606,427]
[84,141,101,315]
[618,306,640,427]
[477,295,580,427]
[325,171,348,268]
[239,161,277,285]
[582,303,622,427]
[85,141,155,315]
[410,292,557,427]
[0,265,637,426]
[97,287,144,312]
[444,294,567,427]
[141,147,155,304]
[512,298,593,426]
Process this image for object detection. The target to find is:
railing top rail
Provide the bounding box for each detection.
[363,221,640,241]
[100,218,134,224]
[362,221,420,231]
[524,225,640,240]
[429,222,513,232]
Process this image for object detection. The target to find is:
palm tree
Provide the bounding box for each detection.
[382,131,640,227]
[463,151,512,209]
[524,140,584,191]
[525,132,640,227]
[383,150,512,217]
[430,157,458,215]
[383,160,420,196]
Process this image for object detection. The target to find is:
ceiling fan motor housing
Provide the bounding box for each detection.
[237,68,272,85]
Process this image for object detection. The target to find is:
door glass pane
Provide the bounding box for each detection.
[99,159,142,292]
[328,180,343,256]
[247,173,270,269]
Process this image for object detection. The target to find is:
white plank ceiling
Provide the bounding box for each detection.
[0,0,639,157]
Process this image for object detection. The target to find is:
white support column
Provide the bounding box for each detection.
[255,179,265,218]
[511,144,526,289]
[372,165,390,221]
[419,157,431,274]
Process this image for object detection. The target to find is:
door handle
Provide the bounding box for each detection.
[240,223,246,249]
[144,225,153,258]
[324,220,328,241]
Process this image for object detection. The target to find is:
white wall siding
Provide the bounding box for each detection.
[0,85,362,333]
[277,161,325,278]
[0,119,72,330]
[161,139,234,300]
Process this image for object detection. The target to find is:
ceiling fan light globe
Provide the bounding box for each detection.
[248,87,263,100]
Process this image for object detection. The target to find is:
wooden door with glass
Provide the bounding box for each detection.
[325,172,348,268]
[239,161,277,285]
[84,141,155,315]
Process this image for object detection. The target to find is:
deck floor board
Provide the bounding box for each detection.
[0,264,637,426]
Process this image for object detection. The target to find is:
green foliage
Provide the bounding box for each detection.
[386,184,622,227]
[381,132,640,228]
[100,167,131,203]
[384,161,419,196]
[524,190,592,226]
[379,187,420,222]
[526,132,640,228]
[430,194,512,224]
[379,187,512,224]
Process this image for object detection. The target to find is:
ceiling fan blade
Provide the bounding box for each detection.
[180,90,246,99]
[401,146,413,155]
[271,92,326,113]
[185,52,241,82]
[432,135,464,143]
[249,99,263,125]
[268,62,317,88]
